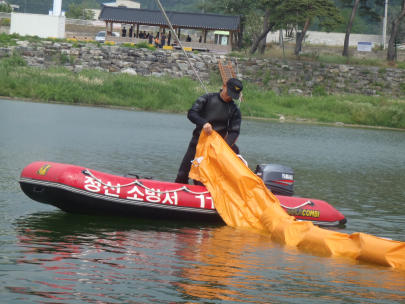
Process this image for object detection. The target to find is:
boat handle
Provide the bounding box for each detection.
[33,187,44,193]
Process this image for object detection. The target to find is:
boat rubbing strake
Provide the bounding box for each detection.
[20,161,347,227]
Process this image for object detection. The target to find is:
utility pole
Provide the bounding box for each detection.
[82,0,86,20]
[382,0,388,50]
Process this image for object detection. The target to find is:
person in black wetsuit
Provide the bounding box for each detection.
[175,78,243,184]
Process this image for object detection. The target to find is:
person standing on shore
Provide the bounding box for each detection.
[175,78,244,184]
[161,33,166,46]
[168,31,172,46]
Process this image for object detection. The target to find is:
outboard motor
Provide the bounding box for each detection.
[254,164,294,196]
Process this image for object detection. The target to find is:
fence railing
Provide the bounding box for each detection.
[65,18,107,26]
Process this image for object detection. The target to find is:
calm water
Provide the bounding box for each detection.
[1,99,405,303]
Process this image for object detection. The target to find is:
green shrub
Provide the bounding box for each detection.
[312,85,327,96]
[397,62,405,69]
[400,83,405,93]
[60,53,69,64]
[263,70,271,85]
[69,55,76,66]
[135,41,156,51]
[1,52,26,67]
[0,52,26,76]
[378,68,387,74]
[372,82,384,87]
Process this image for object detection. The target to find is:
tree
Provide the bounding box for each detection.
[387,0,405,60]
[386,4,405,45]
[0,3,12,13]
[250,0,343,55]
[249,0,284,54]
[65,3,95,20]
[198,0,258,50]
[340,0,381,56]
[279,0,344,55]
[244,11,266,47]
[258,8,271,54]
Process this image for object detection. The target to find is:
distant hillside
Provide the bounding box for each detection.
[10,0,200,15]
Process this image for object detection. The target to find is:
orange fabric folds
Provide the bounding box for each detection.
[189,131,283,230]
[190,131,405,269]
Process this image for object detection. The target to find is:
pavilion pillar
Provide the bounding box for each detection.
[159,27,162,44]
[110,22,113,36]
[204,29,207,43]
[105,21,108,39]
[178,28,181,40]
[230,30,233,47]
[132,23,135,43]
[136,24,140,38]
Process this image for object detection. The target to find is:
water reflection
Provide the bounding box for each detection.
[11,212,405,303]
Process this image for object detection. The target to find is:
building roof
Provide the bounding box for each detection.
[99,6,240,31]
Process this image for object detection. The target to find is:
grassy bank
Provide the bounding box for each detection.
[1,57,405,129]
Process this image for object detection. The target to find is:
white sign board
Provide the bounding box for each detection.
[357,42,372,52]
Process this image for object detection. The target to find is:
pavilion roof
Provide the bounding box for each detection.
[99,5,240,31]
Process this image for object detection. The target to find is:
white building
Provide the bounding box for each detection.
[102,0,140,9]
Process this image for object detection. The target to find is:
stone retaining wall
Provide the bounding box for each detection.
[236,57,405,97]
[1,40,404,97]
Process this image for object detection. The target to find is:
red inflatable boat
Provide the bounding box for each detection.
[19,161,347,227]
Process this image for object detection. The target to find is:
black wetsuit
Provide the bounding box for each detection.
[175,92,241,184]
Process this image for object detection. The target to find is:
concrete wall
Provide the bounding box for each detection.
[267,30,389,47]
[279,45,405,62]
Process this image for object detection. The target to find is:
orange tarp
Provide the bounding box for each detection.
[189,131,405,269]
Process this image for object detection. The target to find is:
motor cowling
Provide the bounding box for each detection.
[254,164,294,196]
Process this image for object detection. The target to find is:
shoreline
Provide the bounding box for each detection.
[3,95,404,132]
